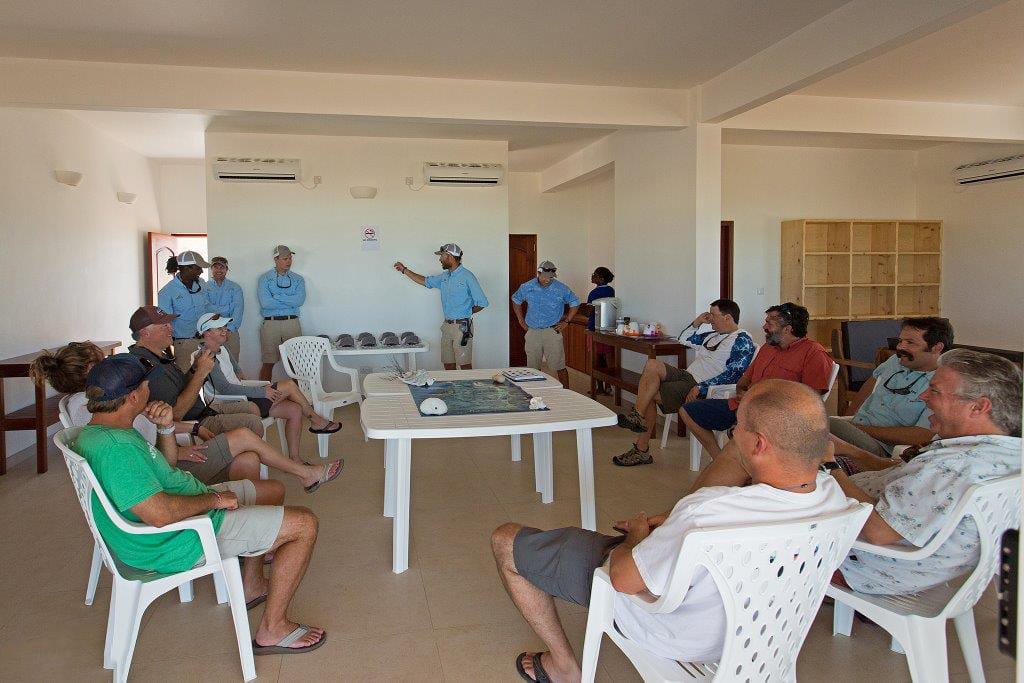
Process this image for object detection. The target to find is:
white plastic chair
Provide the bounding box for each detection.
[828,474,1021,682]
[279,336,362,459]
[54,427,255,683]
[580,502,872,682]
[679,361,840,472]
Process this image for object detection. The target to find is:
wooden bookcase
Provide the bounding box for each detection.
[781,219,942,344]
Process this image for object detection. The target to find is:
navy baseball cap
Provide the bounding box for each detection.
[85,354,148,402]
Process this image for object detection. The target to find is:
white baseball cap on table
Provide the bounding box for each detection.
[197,312,232,334]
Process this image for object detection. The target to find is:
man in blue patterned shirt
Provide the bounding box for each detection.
[614,299,756,466]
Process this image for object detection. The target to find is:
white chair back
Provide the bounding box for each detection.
[279,336,330,403]
[630,503,871,679]
[822,361,841,403]
[58,394,75,429]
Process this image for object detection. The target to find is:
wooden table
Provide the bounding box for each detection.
[0,341,120,474]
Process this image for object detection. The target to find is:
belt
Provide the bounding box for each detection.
[444,318,470,324]
[264,315,298,320]
[173,337,196,341]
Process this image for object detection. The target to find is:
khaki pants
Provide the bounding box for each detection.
[260,318,302,363]
[225,330,241,363]
[173,337,202,374]
[525,327,566,372]
[440,320,473,366]
[201,400,264,437]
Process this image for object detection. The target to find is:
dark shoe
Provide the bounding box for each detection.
[612,444,653,467]
[616,408,647,433]
[515,652,552,683]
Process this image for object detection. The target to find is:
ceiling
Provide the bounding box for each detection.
[722,130,944,151]
[800,0,1024,106]
[0,0,848,88]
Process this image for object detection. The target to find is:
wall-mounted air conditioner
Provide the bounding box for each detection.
[213,158,301,182]
[952,154,1024,185]
[423,162,504,186]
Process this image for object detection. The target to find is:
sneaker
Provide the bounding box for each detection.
[616,408,648,433]
[612,444,653,467]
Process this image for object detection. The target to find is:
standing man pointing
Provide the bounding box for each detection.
[258,245,306,381]
[394,243,488,369]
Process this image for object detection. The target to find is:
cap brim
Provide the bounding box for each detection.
[156,312,180,323]
[434,250,445,255]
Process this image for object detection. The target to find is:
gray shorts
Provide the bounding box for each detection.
[513,526,623,607]
[658,366,699,415]
[209,480,284,558]
[176,433,235,484]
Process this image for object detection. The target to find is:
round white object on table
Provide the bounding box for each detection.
[420,397,449,415]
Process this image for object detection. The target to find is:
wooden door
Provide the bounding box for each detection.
[720,221,734,300]
[508,234,537,366]
[147,232,179,305]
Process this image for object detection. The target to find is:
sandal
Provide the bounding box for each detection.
[245,593,267,610]
[308,420,342,434]
[612,444,653,467]
[616,408,647,433]
[304,460,345,493]
[252,624,327,655]
[515,652,552,683]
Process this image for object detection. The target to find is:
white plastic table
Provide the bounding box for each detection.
[360,385,617,573]
[328,343,429,371]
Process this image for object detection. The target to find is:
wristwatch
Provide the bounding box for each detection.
[820,461,841,473]
[191,422,202,437]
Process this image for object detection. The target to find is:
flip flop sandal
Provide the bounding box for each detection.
[245,593,267,610]
[308,420,342,434]
[304,459,345,493]
[515,652,552,683]
[252,624,327,656]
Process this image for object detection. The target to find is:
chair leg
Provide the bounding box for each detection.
[832,601,855,637]
[112,581,144,683]
[177,581,194,603]
[659,412,672,449]
[213,571,229,604]
[275,418,288,454]
[688,437,702,472]
[580,577,614,683]
[511,434,521,461]
[221,558,257,681]
[953,610,985,683]
[104,580,121,669]
[902,620,949,683]
[86,541,102,605]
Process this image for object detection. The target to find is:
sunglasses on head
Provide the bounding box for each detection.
[540,268,556,273]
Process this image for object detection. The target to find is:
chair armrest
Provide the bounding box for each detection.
[131,514,222,564]
[325,355,362,391]
[832,357,876,370]
[239,380,270,388]
[849,538,931,561]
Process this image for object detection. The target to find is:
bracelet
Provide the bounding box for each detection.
[156,425,176,435]
[191,422,201,437]
[211,490,222,506]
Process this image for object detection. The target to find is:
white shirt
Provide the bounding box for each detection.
[840,434,1021,595]
[682,326,756,386]
[613,475,851,662]
[66,392,158,444]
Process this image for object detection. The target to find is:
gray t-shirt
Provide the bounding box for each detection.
[128,344,206,421]
[840,434,1021,594]
[199,343,264,399]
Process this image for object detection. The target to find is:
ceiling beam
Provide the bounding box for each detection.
[0,57,688,129]
[723,95,1024,143]
[697,0,1006,123]
[539,135,615,192]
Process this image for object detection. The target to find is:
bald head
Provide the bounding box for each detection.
[737,379,829,465]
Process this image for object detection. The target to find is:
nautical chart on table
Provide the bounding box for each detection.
[408,379,546,416]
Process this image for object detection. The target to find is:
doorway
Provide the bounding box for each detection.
[508,234,537,366]
[146,232,209,305]
[720,221,734,300]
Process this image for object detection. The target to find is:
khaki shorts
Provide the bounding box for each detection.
[177,432,235,484]
[260,317,302,363]
[525,327,566,372]
[440,320,473,366]
[658,366,699,415]
[209,480,284,558]
[173,337,202,374]
[200,401,264,438]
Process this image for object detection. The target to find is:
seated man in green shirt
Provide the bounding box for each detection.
[76,355,327,655]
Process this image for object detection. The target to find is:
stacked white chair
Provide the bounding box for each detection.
[55,427,255,683]
[279,336,362,459]
[580,502,872,681]
[828,474,1021,682]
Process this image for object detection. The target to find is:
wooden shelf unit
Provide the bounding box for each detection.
[781,220,942,344]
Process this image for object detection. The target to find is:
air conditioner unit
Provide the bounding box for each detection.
[213,157,301,182]
[952,154,1024,185]
[423,162,504,186]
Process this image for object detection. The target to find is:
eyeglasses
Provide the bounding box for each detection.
[883,372,926,395]
[540,268,557,273]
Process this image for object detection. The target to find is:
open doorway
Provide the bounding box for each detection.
[720,221,734,299]
[147,232,209,305]
[508,234,537,366]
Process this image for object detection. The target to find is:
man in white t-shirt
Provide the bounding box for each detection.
[492,380,851,682]
[614,298,756,466]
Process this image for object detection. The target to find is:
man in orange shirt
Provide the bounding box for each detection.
[680,302,834,459]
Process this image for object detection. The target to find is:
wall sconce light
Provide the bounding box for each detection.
[116,192,137,204]
[55,170,84,186]
[349,185,378,199]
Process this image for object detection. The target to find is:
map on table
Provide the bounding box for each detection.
[408,379,547,416]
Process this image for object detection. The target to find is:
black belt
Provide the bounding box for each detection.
[173,337,196,341]
[264,315,298,320]
[444,318,469,324]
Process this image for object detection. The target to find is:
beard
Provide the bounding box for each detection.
[765,330,783,346]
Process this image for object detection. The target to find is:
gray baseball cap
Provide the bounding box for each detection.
[434,243,463,258]
[538,260,557,276]
[176,251,211,268]
[273,245,295,258]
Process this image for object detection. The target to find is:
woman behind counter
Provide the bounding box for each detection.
[587,267,615,394]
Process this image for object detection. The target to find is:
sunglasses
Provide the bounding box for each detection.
[540,268,557,273]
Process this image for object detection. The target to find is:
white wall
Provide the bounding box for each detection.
[722,144,918,334]
[205,133,509,376]
[916,143,1024,348]
[0,108,160,460]
[151,159,207,233]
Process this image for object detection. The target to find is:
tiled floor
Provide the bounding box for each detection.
[0,373,1015,681]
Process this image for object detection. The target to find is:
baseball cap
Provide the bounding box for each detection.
[273,245,295,258]
[538,260,558,276]
[211,256,229,267]
[197,312,232,334]
[130,305,179,337]
[176,251,211,268]
[85,354,149,402]
[434,243,463,258]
